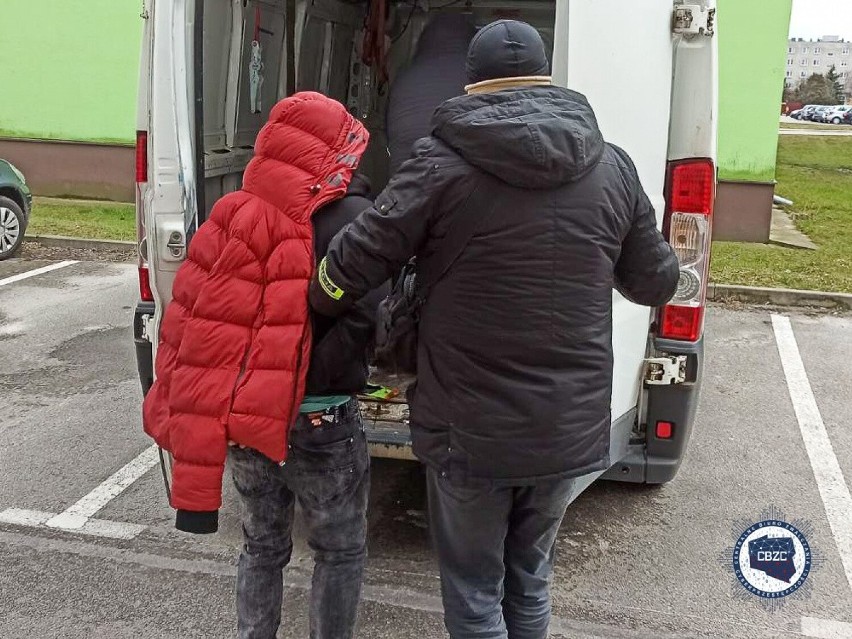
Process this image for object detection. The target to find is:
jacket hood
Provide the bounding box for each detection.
[244,92,369,218]
[432,86,605,189]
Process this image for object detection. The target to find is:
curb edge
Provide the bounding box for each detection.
[25,235,136,253]
[709,283,852,310]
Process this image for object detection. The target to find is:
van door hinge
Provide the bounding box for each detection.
[166,230,186,261]
[643,356,688,385]
[672,4,715,37]
[141,314,154,343]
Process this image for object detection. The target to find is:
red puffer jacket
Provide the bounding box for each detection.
[142,93,368,530]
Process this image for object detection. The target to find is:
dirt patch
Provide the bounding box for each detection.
[18,241,135,264]
[0,326,136,397]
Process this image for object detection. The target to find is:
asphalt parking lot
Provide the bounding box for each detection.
[1,256,851,639]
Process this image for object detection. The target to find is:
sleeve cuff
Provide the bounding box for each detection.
[175,509,219,534]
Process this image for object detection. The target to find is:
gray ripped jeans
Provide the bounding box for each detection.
[229,399,370,639]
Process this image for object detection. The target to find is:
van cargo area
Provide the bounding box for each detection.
[192,0,559,457]
[197,0,556,221]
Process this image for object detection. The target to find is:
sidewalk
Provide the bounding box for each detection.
[779,129,852,136]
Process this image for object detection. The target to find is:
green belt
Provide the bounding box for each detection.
[299,395,352,414]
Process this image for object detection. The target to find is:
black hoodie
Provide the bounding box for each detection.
[386,14,475,176]
[311,86,679,482]
[305,175,386,396]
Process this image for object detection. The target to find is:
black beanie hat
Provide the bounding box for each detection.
[466,20,550,84]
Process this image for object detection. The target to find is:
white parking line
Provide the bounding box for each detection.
[46,445,160,532]
[771,314,852,594]
[801,616,852,639]
[0,260,78,286]
[0,508,144,540]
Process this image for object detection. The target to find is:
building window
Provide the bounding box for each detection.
[843,48,849,55]
[814,59,820,66]
[788,46,794,53]
[828,52,834,57]
[815,47,821,54]
[801,71,807,77]
[786,70,793,77]
[802,47,809,53]
[843,61,849,67]
[788,58,794,65]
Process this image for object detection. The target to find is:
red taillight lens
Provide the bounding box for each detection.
[655,421,674,439]
[659,159,715,342]
[667,161,715,216]
[139,266,154,302]
[136,131,148,184]
[660,305,704,342]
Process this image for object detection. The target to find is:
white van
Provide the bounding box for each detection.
[133,0,717,488]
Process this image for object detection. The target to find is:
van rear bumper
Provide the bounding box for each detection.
[602,336,704,484]
[133,300,155,396]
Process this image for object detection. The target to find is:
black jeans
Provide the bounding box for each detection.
[229,399,370,639]
[427,468,585,639]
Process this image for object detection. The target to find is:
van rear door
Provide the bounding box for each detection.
[553,0,676,423]
[140,0,199,350]
[142,0,290,349]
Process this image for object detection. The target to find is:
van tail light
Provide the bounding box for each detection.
[136,131,148,183]
[139,266,154,302]
[658,159,715,342]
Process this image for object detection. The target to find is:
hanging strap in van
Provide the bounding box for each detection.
[286,0,296,95]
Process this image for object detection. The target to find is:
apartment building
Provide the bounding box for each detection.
[785,35,850,88]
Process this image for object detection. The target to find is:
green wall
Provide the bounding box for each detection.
[717,0,793,182]
[0,0,794,171]
[0,0,142,145]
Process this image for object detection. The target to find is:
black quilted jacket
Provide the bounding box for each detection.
[312,86,679,481]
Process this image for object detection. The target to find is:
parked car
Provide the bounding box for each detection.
[0,159,32,260]
[826,105,852,124]
[134,0,717,488]
[810,105,833,122]
[843,111,852,125]
[789,108,805,119]
[796,105,819,120]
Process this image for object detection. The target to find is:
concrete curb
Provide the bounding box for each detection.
[25,235,136,252]
[709,283,852,310]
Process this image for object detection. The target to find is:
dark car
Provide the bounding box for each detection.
[796,105,819,120]
[0,160,32,260]
[843,111,852,125]
[810,106,833,122]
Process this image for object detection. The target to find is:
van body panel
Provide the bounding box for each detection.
[554,0,677,424]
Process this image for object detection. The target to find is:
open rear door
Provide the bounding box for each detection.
[553,0,676,425]
[144,0,199,344]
